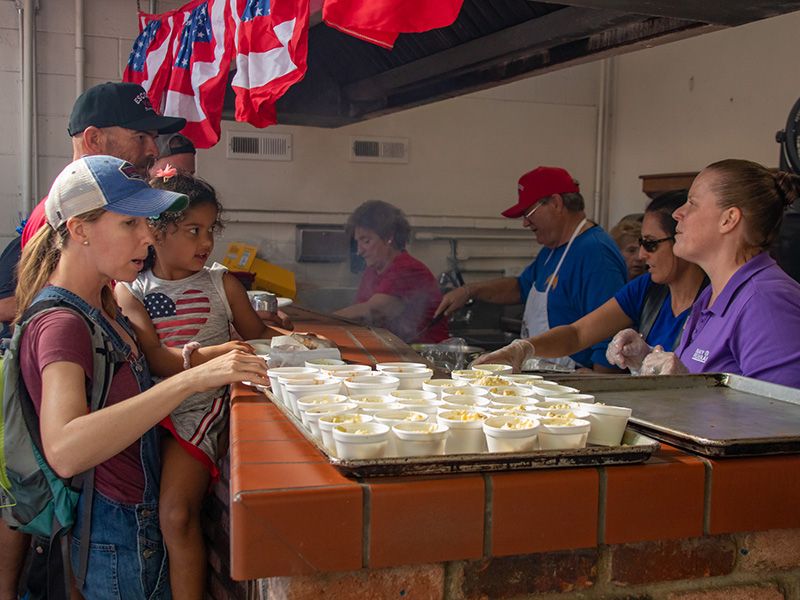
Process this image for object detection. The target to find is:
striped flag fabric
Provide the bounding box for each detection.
[143,289,211,348]
[162,0,235,148]
[124,14,179,111]
[322,0,464,49]
[230,0,310,128]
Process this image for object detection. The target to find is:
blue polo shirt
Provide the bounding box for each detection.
[518,225,627,368]
[674,252,800,387]
[614,273,694,351]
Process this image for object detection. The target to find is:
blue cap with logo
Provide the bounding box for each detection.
[45,155,188,229]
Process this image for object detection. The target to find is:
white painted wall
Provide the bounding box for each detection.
[607,10,800,223]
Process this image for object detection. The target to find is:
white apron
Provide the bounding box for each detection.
[520,218,588,370]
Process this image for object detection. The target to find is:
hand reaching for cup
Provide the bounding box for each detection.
[183,348,269,394]
[606,328,652,373]
[472,339,536,373]
[639,345,688,376]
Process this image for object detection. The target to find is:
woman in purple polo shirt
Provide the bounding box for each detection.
[636,159,800,387]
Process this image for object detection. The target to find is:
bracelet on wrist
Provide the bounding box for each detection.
[182,341,201,370]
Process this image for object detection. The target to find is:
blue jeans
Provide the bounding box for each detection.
[71,491,170,600]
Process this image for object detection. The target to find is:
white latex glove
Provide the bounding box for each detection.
[639,345,689,376]
[606,328,652,373]
[472,339,536,373]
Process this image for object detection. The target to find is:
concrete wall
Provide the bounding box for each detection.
[607,10,800,223]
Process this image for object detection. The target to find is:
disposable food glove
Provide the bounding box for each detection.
[472,339,536,373]
[606,328,652,373]
[639,345,689,376]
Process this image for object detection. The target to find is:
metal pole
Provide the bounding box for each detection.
[75,0,84,96]
[21,0,34,215]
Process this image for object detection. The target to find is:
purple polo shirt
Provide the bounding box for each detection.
[674,252,800,388]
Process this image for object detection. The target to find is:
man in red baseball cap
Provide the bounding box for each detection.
[435,166,627,372]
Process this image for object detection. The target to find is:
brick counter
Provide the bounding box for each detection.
[203,313,800,599]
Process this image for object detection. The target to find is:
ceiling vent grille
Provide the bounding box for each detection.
[350,136,409,163]
[227,131,292,161]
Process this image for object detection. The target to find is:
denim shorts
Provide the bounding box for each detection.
[71,491,171,600]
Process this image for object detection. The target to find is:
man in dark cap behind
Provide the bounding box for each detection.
[150,132,197,177]
[20,81,186,247]
[435,166,627,372]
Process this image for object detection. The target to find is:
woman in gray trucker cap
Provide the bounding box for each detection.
[11,155,267,599]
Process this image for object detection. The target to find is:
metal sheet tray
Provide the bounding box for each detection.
[265,392,659,478]
[545,373,800,457]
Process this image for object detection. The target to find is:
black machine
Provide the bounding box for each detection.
[774,97,800,282]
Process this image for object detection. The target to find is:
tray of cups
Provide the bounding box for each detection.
[541,372,800,457]
[255,362,661,477]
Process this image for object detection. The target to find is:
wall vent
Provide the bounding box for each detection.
[227,131,292,161]
[350,136,409,163]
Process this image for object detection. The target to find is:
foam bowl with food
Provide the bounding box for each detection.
[440,395,491,412]
[318,413,374,455]
[393,422,450,457]
[450,369,489,381]
[349,394,400,415]
[501,374,544,385]
[489,398,537,414]
[283,378,341,417]
[422,378,469,399]
[318,363,372,376]
[471,363,513,374]
[583,403,632,446]
[305,402,357,438]
[375,362,428,371]
[343,374,400,396]
[483,415,540,453]
[488,385,535,400]
[304,358,346,369]
[544,393,595,405]
[267,366,318,402]
[437,409,489,454]
[332,422,391,460]
[374,366,434,390]
[469,374,512,391]
[442,386,488,397]
[528,382,580,401]
[533,400,590,419]
[296,393,350,426]
[390,389,439,403]
[373,409,430,456]
[537,416,591,450]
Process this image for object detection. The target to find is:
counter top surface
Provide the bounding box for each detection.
[226,311,800,581]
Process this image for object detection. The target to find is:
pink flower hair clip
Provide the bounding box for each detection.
[154,163,177,182]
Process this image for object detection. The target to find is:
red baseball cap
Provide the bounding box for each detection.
[501,166,580,218]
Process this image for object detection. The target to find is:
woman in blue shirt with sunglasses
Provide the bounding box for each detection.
[475,191,707,372]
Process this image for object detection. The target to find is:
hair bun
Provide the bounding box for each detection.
[774,171,800,209]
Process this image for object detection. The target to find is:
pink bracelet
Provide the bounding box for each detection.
[182,341,201,370]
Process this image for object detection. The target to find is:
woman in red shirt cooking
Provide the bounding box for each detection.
[335,200,449,343]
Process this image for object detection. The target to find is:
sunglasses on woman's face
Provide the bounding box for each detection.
[638,236,675,252]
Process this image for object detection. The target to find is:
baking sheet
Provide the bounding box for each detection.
[544,373,800,457]
[261,390,659,478]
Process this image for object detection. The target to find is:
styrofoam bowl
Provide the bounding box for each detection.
[483,415,540,452]
[305,402,358,437]
[471,363,513,374]
[376,362,428,371]
[296,393,350,426]
[422,379,469,400]
[304,358,346,369]
[392,422,449,456]
[546,393,596,405]
[267,366,318,402]
[436,410,488,454]
[373,410,430,456]
[318,413,374,455]
[440,396,491,411]
[343,374,400,396]
[450,369,490,381]
[500,374,545,385]
[537,417,591,450]
[373,367,433,390]
[583,403,632,446]
[442,386,488,398]
[332,422,390,459]
[488,385,535,400]
[528,382,580,401]
[390,389,439,403]
[283,378,340,417]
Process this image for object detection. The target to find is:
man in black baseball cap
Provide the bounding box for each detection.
[149,132,197,177]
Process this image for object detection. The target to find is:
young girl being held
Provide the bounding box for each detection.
[115,174,281,600]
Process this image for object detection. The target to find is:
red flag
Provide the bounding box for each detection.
[322,0,464,49]
[123,11,182,111]
[230,0,310,128]
[161,0,235,148]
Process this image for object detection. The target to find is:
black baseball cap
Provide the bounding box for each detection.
[67,82,186,137]
[156,133,196,158]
